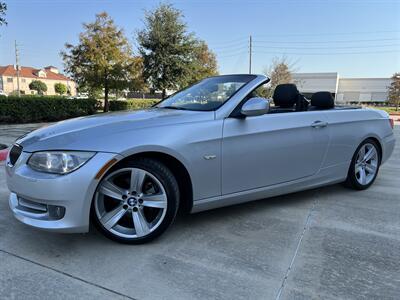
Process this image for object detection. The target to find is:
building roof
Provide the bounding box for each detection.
[0,65,71,81]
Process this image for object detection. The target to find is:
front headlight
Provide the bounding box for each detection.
[28,151,96,174]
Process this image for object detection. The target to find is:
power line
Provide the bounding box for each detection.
[254,37,400,44]
[207,37,248,47]
[252,29,400,38]
[252,43,400,50]
[211,45,248,53]
[252,49,400,55]
[216,51,248,59]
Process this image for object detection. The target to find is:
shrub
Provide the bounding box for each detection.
[0,95,100,123]
[54,82,67,95]
[29,80,47,95]
[109,99,160,111]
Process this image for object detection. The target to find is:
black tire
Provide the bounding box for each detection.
[91,157,179,244]
[344,138,381,190]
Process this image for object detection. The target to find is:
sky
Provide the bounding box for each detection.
[0,0,399,78]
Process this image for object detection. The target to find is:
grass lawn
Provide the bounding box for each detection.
[126,98,160,101]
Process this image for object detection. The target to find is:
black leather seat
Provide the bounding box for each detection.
[271,84,308,113]
[309,92,335,110]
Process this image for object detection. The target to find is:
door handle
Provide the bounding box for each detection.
[311,120,328,128]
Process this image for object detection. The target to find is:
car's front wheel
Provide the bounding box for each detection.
[345,139,381,190]
[92,158,179,244]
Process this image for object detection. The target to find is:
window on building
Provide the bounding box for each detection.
[7,77,13,83]
[22,78,26,83]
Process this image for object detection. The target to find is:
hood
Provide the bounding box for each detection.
[17,108,214,152]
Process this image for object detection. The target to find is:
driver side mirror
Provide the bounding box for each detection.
[241,97,270,117]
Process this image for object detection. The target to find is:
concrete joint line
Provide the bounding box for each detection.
[275,196,318,300]
[0,249,136,300]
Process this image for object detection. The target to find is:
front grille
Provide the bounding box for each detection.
[9,144,23,166]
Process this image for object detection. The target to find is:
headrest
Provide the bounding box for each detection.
[311,92,334,109]
[273,84,300,108]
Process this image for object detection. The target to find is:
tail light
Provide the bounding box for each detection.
[389,118,394,129]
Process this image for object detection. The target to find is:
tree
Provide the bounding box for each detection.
[0,2,6,26]
[54,83,67,95]
[62,12,142,112]
[261,57,295,98]
[388,73,400,111]
[183,40,218,86]
[29,80,47,95]
[137,3,196,99]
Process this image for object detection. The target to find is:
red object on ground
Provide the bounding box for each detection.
[0,148,8,161]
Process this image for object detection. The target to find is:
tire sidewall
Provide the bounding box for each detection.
[91,158,179,244]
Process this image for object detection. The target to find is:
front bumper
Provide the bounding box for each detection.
[6,151,122,233]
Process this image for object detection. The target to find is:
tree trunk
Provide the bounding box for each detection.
[104,77,109,112]
[162,88,166,100]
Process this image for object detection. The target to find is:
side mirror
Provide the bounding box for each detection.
[241,97,270,117]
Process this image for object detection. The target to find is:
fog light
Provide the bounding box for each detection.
[48,205,66,220]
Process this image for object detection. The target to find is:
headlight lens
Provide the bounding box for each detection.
[28,151,96,174]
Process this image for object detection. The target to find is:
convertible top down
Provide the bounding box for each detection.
[6,74,396,243]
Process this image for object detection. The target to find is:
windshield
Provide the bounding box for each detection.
[157,75,256,111]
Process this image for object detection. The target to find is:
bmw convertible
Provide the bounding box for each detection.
[5,74,396,243]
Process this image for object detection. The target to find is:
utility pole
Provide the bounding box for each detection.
[249,35,252,74]
[14,40,21,97]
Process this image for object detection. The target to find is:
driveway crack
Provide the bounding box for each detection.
[275,194,318,300]
[0,249,136,300]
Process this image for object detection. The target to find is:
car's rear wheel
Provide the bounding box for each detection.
[345,139,381,190]
[92,158,179,244]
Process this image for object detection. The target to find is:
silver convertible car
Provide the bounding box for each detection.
[5,74,396,244]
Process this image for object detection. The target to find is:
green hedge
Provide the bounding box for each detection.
[109,99,160,111]
[0,96,100,123]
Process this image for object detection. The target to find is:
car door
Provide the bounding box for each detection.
[221,111,330,195]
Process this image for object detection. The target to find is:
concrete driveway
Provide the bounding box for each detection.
[0,124,399,300]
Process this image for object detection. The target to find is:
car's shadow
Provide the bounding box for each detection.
[2,183,346,249]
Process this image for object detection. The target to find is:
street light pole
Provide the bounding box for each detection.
[249,35,252,74]
[14,40,21,97]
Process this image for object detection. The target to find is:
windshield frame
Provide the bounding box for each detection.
[155,74,257,112]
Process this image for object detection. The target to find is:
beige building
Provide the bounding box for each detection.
[292,72,391,103]
[0,65,76,96]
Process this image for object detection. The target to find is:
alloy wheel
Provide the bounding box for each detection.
[355,143,378,186]
[94,167,168,239]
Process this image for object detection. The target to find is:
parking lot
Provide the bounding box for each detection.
[0,124,399,300]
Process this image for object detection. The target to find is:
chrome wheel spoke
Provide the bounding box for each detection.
[142,193,167,208]
[358,146,366,160]
[355,165,363,175]
[100,181,126,201]
[130,169,146,193]
[363,147,376,162]
[359,168,367,185]
[132,209,150,237]
[365,163,377,174]
[100,204,127,230]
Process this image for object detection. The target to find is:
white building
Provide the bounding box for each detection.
[292,72,391,103]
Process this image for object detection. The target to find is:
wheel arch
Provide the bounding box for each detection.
[114,151,194,214]
[361,136,383,161]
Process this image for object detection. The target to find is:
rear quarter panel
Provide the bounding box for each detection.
[322,108,393,168]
